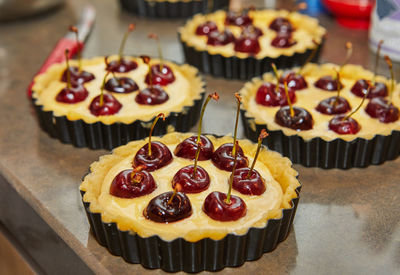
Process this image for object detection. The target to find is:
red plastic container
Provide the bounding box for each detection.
[323,0,375,29]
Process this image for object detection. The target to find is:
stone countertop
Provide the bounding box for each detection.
[0,0,399,274]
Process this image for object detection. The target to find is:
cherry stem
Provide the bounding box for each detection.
[148,63,153,89]
[247,129,268,179]
[168,184,181,205]
[99,71,110,107]
[226,141,239,204]
[339,42,353,73]
[131,165,145,183]
[119,23,135,61]
[299,39,318,75]
[148,33,163,71]
[148,113,165,157]
[192,142,202,178]
[197,93,219,145]
[271,63,280,92]
[284,81,295,117]
[373,40,384,84]
[64,49,72,89]
[69,26,81,71]
[232,93,241,156]
[385,55,395,103]
[344,82,369,121]
[333,69,341,107]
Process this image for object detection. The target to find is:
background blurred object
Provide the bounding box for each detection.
[298,0,325,16]
[369,0,400,61]
[0,0,64,21]
[322,0,375,29]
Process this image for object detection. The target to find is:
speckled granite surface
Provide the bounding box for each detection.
[0,0,399,274]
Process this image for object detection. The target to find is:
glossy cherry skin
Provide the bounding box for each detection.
[89,94,122,116]
[145,64,176,86]
[207,30,234,46]
[174,135,214,160]
[255,82,296,107]
[61,66,95,84]
[195,21,218,35]
[314,76,343,91]
[350,79,388,98]
[328,115,360,135]
[144,192,192,223]
[203,191,247,221]
[275,106,313,130]
[106,58,138,73]
[105,77,139,94]
[269,17,294,34]
[172,165,210,193]
[234,36,261,54]
[133,141,173,172]
[109,169,156,198]
[211,143,249,172]
[271,34,297,48]
[56,84,88,103]
[135,86,169,105]
[225,11,252,27]
[365,97,399,123]
[279,71,307,91]
[316,96,351,115]
[232,167,266,196]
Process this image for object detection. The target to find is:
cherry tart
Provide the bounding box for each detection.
[31,56,205,150]
[240,63,400,169]
[179,9,326,80]
[80,133,301,272]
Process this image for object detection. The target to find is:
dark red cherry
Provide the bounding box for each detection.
[109,169,156,198]
[105,77,139,94]
[61,66,95,84]
[279,71,308,91]
[241,25,263,38]
[211,143,248,172]
[329,115,360,134]
[316,96,351,115]
[195,21,218,35]
[172,165,210,193]
[269,17,294,34]
[174,135,214,160]
[135,86,169,105]
[106,58,138,73]
[133,141,173,172]
[144,192,192,223]
[232,167,265,195]
[365,97,399,123]
[225,11,252,27]
[351,79,388,98]
[271,34,297,48]
[275,106,313,130]
[203,191,246,221]
[145,64,175,86]
[89,94,122,116]
[314,76,343,91]
[207,30,234,46]
[234,36,261,54]
[255,82,296,107]
[56,83,88,103]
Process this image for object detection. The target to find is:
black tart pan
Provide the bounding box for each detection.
[31,91,205,150]
[241,110,400,169]
[179,34,324,80]
[120,0,229,18]
[80,180,301,272]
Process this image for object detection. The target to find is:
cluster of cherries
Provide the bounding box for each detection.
[56,24,175,116]
[195,8,299,55]
[110,93,269,223]
[255,42,399,135]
